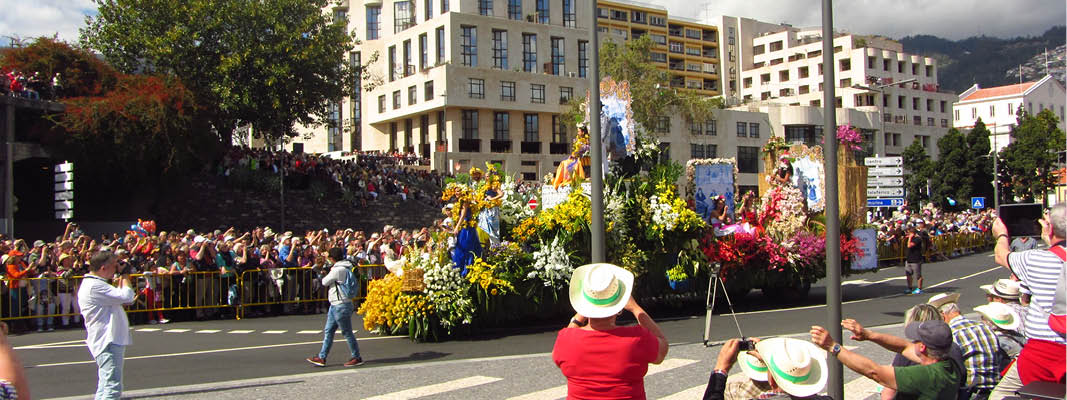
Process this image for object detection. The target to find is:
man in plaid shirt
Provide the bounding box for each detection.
[930,293,1000,400]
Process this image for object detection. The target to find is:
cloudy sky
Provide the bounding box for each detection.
[0,0,1064,44]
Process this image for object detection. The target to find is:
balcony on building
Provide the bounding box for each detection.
[458,138,482,152]
[670,76,685,88]
[490,140,513,153]
[549,142,571,155]
[669,61,684,71]
[703,63,717,75]
[668,24,683,37]
[521,141,542,154]
[702,46,717,58]
[669,42,684,54]
[702,30,716,42]
[685,29,701,40]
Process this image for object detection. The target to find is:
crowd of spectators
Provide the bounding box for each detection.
[871,206,997,254]
[1,68,56,100]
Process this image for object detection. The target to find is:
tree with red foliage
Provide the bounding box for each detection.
[1,38,118,99]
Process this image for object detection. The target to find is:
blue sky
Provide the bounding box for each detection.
[1,0,1064,44]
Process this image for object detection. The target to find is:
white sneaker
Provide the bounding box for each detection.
[148,320,158,325]
[159,319,170,324]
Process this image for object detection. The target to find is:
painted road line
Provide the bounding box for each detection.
[31,335,408,368]
[163,329,190,333]
[13,339,85,350]
[262,330,287,334]
[843,375,881,400]
[364,376,502,400]
[926,267,999,289]
[195,329,221,334]
[136,328,161,332]
[297,330,321,334]
[506,358,699,400]
[845,345,858,351]
[659,385,708,400]
[228,330,254,334]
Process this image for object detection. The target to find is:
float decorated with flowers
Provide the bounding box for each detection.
[357,78,875,341]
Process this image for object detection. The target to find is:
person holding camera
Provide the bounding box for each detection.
[28,241,56,332]
[703,337,830,400]
[905,226,927,295]
[78,250,136,400]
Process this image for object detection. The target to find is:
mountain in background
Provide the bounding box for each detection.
[899,26,1065,95]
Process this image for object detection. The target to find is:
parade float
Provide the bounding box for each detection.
[358,78,876,341]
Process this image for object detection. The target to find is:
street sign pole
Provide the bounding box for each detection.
[54,161,74,222]
[821,1,843,397]
[588,0,604,263]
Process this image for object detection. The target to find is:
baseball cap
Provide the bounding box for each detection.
[904,320,953,352]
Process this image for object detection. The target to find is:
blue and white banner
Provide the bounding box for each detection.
[851,228,878,271]
[693,163,735,222]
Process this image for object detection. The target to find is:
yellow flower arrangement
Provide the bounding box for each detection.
[511,216,540,242]
[466,257,515,294]
[538,189,591,234]
[357,274,403,331]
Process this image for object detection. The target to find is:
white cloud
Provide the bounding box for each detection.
[662,0,1066,40]
[0,0,97,44]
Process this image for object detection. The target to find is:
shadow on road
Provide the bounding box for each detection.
[368,351,450,364]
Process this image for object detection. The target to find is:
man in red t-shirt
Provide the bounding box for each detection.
[552,263,668,400]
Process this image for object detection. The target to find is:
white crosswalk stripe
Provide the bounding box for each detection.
[364,376,502,400]
[261,330,287,334]
[136,328,161,332]
[659,384,708,400]
[506,358,699,400]
[227,329,254,334]
[844,376,882,400]
[163,329,190,333]
[297,330,322,334]
[195,329,221,334]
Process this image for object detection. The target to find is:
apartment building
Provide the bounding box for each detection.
[660,109,772,190]
[719,16,955,158]
[953,75,1066,153]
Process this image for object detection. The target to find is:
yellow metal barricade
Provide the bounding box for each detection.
[1,275,84,322]
[235,264,382,320]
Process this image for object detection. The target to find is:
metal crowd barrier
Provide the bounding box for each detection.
[876,232,993,264]
[0,264,387,323]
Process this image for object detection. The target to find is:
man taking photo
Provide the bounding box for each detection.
[78,250,135,400]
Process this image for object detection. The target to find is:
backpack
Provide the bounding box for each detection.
[334,267,360,301]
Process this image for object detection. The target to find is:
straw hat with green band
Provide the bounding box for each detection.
[974,302,1021,331]
[568,263,634,319]
[738,352,769,381]
[754,338,828,397]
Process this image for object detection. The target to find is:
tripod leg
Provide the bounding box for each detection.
[704,269,719,347]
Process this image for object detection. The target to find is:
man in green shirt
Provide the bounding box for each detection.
[811,319,964,400]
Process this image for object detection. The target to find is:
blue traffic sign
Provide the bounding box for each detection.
[867,198,905,207]
[971,197,986,209]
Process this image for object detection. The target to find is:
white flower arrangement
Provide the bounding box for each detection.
[604,189,627,237]
[418,250,476,331]
[499,174,535,226]
[421,252,465,294]
[527,235,574,289]
[649,194,680,232]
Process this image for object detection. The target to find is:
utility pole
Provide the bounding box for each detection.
[821,1,843,398]
[588,0,604,262]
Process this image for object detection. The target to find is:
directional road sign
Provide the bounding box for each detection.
[868,166,904,177]
[54,201,73,211]
[867,177,904,187]
[971,197,985,209]
[867,198,905,207]
[55,211,73,220]
[54,162,73,173]
[867,187,905,197]
[54,182,73,191]
[54,161,73,221]
[54,191,73,201]
[864,156,903,167]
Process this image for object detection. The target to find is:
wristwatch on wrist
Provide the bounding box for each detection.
[997,234,1010,241]
[570,318,587,327]
[830,343,842,357]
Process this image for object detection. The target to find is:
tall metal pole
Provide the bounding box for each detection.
[4,104,13,237]
[821,1,844,398]
[992,125,999,210]
[588,0,605,262]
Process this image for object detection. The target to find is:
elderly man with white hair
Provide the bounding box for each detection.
[989,202,1067,399]
[928,292,1000,399]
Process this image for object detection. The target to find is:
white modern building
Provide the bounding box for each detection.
[718,16,956,159]
[953,75,1067,153]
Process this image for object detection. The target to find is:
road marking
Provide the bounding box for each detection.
[30,335,408,368]
[844,345,858,351]
[262,330,287,334]
[364,376,502,400]
[927,266,1000,289]
[297,330,322,334]
[163,329,190,333]
[195,329,220,334]
[843,375,881,400]
[506,358,699,400]
[228,330,254,334]
[13,339,86,350]
[136,328,161,332]
[660,384,708,400]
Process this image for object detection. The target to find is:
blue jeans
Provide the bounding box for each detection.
[31,280,54,329]
[318,302,360,360]
[94,343,125,400]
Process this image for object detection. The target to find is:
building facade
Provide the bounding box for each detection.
[953,75,1067,153]
[719,16,955,158]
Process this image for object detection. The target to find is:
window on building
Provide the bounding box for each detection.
[389,122,397,150]
[913,97,920,110]
[659,143,671,164]
[468,78,484,99]
[954,110,959,121]
[578,40,588,77]
[749,123,760,138]
[366,6,381,40]
[404,119,413,148]
[388,45,396,81]
[492,30,508,69]
[552,115,568,143]
[706,120,717,136]
[435,26,446,64]
[408,85,417,105]
[419,34,428,70]
[989,105,995,117]
[689,121,702,135]
[839,59,850,71]
[462,110,478,139]
[437,110,445,141]
[551,37,565,75]
[940,101,946,113]
[691,144,705,159]
[394,1,415,33]
[927,117,934,126]
[897,61,905,73]
[649,15,666,27]
[461,26,477,66]
[560,86,573,103]
[737,122,747,137]
[378,95,386,113]
[392,90,401,109]
[479,0,492,15]
[424,0,432,20]
[737,146,759,173]
[536,0,549,23]
[403,39,413,76]
[883,59,890,71]
[780,70,790,81]
[424,80,434,101]
[508,0,522,19]
[655,117,670,133]
[563,0,576,27]
[501,81,516,101]
[494,112,510,140]
[898,95,905,108]
[925,65,933,77]
[420,114,429,146]
[524,113,539,141]
[971,107,977,118]
[912,63,919,75]
[523,33,537,72]
[531,84,545,103]
[441,0,449,13]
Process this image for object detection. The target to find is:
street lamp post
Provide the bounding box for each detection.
[852,78,917,156]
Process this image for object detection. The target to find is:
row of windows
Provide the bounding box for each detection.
[866,55,935,77]
[954,102,1065,122]
[461,110,571,144]
[386,110,448,152]
[461,27,588,77]
[367,0,453,40]
[387,27,447,82]
[468,78,573,104]
[377,81,436,113]
[596,7,666,27]
[480,0,575,27]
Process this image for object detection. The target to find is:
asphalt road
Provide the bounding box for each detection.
[12,250,1008,399]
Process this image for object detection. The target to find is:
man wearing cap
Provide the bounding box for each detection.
[980,279,1026,335]
[811,320,964,400]
[702,337,830,399]
[552,264,668,400]
[929,292,999,399]
[990,202,1067,399]
[79,250,135,400]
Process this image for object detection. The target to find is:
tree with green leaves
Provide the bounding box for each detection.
[965,118,994,201]
[931,128,973,210]
[901,140,933,210]
[999,109,1065,204]
[81,0,375,144]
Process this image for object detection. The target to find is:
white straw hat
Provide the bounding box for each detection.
[974,302,1021,331]
[754,338,828,397]
[568,263,634,319]
[928,292,960,310]
[980,279,1021,300]
[738,352,769,382]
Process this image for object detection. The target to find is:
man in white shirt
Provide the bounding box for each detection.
[78,250,135,400]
